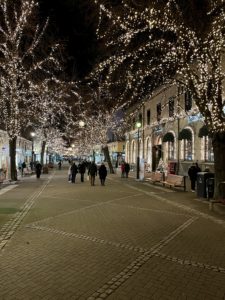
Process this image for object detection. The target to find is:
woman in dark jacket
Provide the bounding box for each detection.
[70,162,78,183]
[98,163,107,186]
[188,163,198,192]
[35,162,42,179]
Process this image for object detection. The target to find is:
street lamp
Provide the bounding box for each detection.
[136,121,142,179]
[31,132,35,170]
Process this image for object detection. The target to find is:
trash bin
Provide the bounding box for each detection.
[206,177,214,199]
[197,172,214,198]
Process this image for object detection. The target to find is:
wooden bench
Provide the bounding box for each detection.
[161,174,186,191]
[24,168,33,176]
[147,172,163,184]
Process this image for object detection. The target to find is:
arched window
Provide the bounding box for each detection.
[204,136,214,161]
[178,128,193,161]
[162,132,175,160]
[198,125,214,162]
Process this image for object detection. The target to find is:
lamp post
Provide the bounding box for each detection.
[31,132,35,170]
[136,121,142,180]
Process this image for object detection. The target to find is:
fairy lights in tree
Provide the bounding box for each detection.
[92,0,225,196]
[0,0,72,180]
[0,0,63,138]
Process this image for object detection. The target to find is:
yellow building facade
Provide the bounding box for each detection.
[125,84,214,176]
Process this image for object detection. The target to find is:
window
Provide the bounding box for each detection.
[157,103,161,121]
[184,139,193,160]
[204,136,214,162]
[169,97,174,117]
[132,118,136,130]
[168,141,175,160]
[185,90,192,111]
[147,109,151,125]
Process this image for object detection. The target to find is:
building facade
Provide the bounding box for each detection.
[125,84,214,176]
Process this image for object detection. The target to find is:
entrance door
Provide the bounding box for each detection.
[152,145,162,171]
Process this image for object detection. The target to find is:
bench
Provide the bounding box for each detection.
[147,172,163,184]
[24,168,33,176]
[161,174,186,191]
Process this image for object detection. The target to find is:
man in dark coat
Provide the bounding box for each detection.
[21,161,26,176]
[70,162,78,183]
[124,162,130,178]
[98,163,107,186]
[35,162,42,179]
[78,161,86,182]
[188,163,198,192]
[88,161,97,186]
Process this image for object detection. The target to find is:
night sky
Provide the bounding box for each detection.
[39,0,99,80]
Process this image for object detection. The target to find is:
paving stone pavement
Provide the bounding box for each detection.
[0,168,225,299]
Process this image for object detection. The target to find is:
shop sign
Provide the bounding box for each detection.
[153,125,162,134]
[188,113,203,124]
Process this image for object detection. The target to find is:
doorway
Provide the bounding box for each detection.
[152,145,162,171]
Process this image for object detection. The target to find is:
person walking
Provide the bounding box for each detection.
[21,161,26,176]
[58,160,62,170]
[35,161,42,179]
[78,161,86,182]
[88,161,97,186]
[124,162,130,178]
[188,163,198,192]
[121,162,125,178]
[70,162,78,183]
[98,163,107,186]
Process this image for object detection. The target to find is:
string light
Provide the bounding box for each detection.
[91,0,225,134]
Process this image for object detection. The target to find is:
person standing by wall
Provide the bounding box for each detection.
[188,163,198,192]
[88,161,97,186]
[98,163,107,186]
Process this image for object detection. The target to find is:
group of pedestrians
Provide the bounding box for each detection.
[68,161,107,186]
[18,160,43,178]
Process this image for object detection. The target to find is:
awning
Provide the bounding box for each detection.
[198,125,209,138]
[178,128,192,140]
[162,132,174,143]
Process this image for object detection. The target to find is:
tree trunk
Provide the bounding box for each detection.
[9,136,17,181]
[103,145,114,174]
[40,141,46,166]
[212,132,225,199]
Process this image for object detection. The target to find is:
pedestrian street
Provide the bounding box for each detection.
[0,168,225,299]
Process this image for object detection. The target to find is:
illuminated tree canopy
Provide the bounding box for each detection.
[92,0,225,196]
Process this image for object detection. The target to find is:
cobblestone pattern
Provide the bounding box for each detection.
[25,217,200,300]
[2,175,225,299]
[21,180,225,299]
[126,184,225,227]
[155,251,225,274]
[24,193,143,227]
[0,176,52,251]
